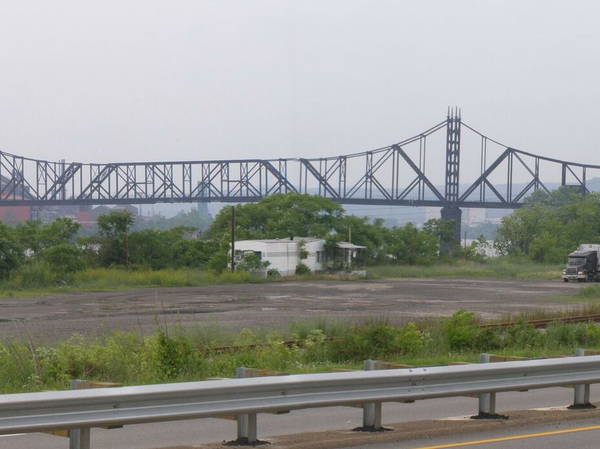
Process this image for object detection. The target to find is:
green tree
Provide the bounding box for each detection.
[495,187,600,262]
[42,218,81,246]
[207,193,344,241]
[387,222,438,264]
[128,229,171,269]
[0,223,23,278]
[333,216,389,264]
[236,252,270,272]
[97,211,135,266]
[15,218,80,256]
[172,238,222,269]
[42,244,85,275]
[423,219,456,249]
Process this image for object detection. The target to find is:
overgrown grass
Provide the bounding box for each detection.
[3,310,600,394]
[576,284,600,298]
[0,267,256,298]
[0,257,563,299]
[368,258,561,280]
[491,303,600,323]
[554,284,600,304]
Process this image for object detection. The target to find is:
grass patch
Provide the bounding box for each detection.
[3,310,600,394]
[368,259,561,280]
[0,258,561,299]
[576,284,600,298]
[554,284,600,304]
[0,268,256,298]
[0,268,368,298]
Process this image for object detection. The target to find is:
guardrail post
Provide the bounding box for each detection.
[235,367,259,444]
[472,354,506,419]
[358,360,383,431]
[69,380,91,449]
[570,349,596,409]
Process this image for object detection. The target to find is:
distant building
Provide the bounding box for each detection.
[0,175,35,223]
[233,237,325,276]
[334,241,367,270]
[0,204,31,224]
[232,237,366,276]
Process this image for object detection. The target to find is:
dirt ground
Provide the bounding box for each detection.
[0,278,583,342]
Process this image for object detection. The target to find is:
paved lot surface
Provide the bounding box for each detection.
[0,278,581,342]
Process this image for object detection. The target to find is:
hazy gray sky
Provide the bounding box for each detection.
[1,0,599,177]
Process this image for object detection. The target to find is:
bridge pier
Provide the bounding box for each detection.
[440,206,462,256]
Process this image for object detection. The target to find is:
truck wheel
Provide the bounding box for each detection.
[564,279,569,282]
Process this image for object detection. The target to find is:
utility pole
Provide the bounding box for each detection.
[231,206,236,272]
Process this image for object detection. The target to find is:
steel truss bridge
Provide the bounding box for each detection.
[1,111,599,217]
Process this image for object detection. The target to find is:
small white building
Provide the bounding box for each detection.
[233,237,325,276]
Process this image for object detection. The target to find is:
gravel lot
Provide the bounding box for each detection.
[0,278,583,342]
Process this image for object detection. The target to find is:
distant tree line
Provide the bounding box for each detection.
[207,193,459,266]
[0,193,480,282]
[494,187,600,263]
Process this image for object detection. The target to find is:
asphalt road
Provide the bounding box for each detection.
[0,278,579,342]
[364,418,600,449]
[0,386,591,449]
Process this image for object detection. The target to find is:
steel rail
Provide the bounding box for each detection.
[0,122,447,166]
[206,314,600,354]
[5,119,597,170]
[461,121,600,169]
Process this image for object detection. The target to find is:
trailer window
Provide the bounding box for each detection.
[568,257,586,265]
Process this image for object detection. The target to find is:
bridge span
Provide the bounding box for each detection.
[1,110,598,242]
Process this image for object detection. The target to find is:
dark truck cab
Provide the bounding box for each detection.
[562,247,600,282]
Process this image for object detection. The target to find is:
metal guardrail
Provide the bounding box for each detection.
[1,353,600,448]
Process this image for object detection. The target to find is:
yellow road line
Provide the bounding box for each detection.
[412,423,600,449]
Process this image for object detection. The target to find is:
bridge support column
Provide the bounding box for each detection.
[440,206,461,256]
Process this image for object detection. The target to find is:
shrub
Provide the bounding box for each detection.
[328,321,417,361]
[0,223,23,279]
[266,268,280,278]
[237,252,269,273]
[546,323,581,347]
[473,327,503,350]
[442,310,480,351]
[395,323,426,354]
[295,263,311,275]
[150,329,202,381]
[42,244,85,275]
[505,319,542,348]
[583,323,600,346]
[10,261,57,288]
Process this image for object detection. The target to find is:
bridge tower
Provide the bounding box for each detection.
[440,108,462,254]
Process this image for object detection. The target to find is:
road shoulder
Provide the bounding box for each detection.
[155,405,600,449]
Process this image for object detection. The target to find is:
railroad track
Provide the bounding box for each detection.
[204,314,600,353]
[481,313,600,329]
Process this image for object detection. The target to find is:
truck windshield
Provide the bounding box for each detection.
[568,257,586,265]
